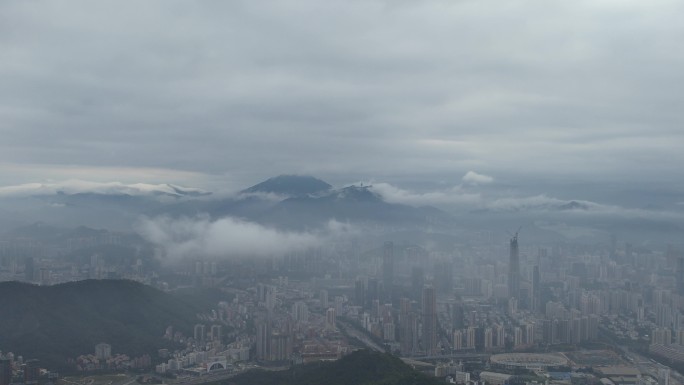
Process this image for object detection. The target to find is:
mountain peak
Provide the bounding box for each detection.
[242,175,332,196]
[333,185,383,203]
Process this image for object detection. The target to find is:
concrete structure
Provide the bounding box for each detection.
[326,307,336,330]
[383,241,394,303]
[594,366,641,385]
[422,286,437,355]
[194,324,205,342]
[480,371,512,385]
[508,233,520,299]
[490,353,568,370]
[650,343,684,364]
[210,325,222,341]
[95,343,112,360]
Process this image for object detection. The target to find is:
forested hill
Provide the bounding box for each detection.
[0,279,214,370]
[225,350,442,385]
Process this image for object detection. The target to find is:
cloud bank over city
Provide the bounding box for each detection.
[137,215,358,261]
[1,0,683,197]
[137,216,320,261]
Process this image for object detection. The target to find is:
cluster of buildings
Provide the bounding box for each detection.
[5,225,684,385]
[71,344,151,372]
[0,353,50,385]
[0,230,150,285]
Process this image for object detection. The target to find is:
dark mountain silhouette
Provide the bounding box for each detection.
[242,175,332,196]
[257,184,452,229]
[225,349,442,385]
[557,200,591,210]
[0,280,217,371]
[7,222,65,240]
[2,176,453,232]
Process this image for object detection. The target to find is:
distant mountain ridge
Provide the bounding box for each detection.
[3,175,669,243]
[242,175,332,196]
[0,175,455,233]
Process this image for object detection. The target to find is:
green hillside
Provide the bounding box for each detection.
[224,350,442,385]
[0,279,216,371]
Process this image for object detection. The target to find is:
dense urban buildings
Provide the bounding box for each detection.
[3,225,684,385]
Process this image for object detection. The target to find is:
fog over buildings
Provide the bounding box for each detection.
[1,1,684,384]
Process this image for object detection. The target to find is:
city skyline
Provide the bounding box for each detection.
[2,1,684,384]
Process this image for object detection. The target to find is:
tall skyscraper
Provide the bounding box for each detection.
[365,278,379,309]
[256,317,271,361]
[399,298,415,355]
[326,307,337,330]
[434,261,453,295]
[677,257,684,296]
[95,343,112,361]
[355,278,365,308]
[422,286,437,355]
[411,267,424,303]
[194,324,205,342]
[320,289,328,308]
[532,264,540,313]
[24,257,35,282]
[383,241,394,303]
[210,325,222,341]
[508,232,520,300]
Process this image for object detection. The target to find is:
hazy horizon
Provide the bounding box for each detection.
[2,1,683,198]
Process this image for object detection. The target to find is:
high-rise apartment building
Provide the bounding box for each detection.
[383,241,394,303]
[95,343,112,361]
[210,325,222,341]
[412,267,424,303]
[255,318,271,361]
[194,324,205,342]
[422,286,437,355]
[326,307,336,330]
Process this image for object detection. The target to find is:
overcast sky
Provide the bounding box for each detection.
[1,0,683,197]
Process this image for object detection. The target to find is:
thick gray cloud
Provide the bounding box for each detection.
[137,215,356,261]
[1,0,683,192]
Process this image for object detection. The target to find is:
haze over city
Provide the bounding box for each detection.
[1,1,684,385]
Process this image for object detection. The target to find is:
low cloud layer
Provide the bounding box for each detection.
[462,171,494,185]
[0,180,206,198]
[364,181,684,224]
[367,182,481,207]
[137,215,353,261]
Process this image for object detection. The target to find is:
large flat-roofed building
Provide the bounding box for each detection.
[594,366,641,385]
[650,343,684,364]
[490,353,568,371]
[480,371,512,385]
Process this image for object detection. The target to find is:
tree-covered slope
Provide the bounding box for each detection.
[0,279,213,370]
[225,350,442,385]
